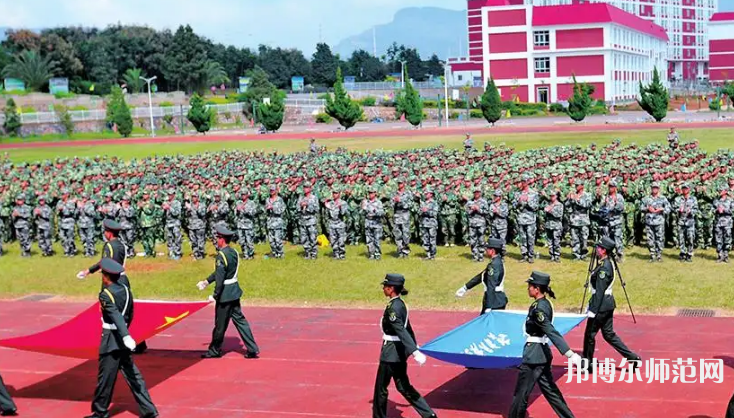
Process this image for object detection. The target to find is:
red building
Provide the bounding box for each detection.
[709,12,734,84]
[449,1,670,104]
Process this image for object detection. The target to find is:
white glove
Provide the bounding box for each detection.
[587,311,596,319]
[565,351,583,368]
[196,280,209,291]
[77,270,88,280]
[412,350,427,366]
[123,335,136,351]
[455,286,467,298]
[207,295,215,303]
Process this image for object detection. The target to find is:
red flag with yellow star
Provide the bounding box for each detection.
[0,300,210,359]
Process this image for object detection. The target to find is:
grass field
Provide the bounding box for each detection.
[4,127,733,163]
[2,127,734,313]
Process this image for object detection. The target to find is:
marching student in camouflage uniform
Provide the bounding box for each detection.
[118,195,136,258]
[418,188,439,260]
[362,186,385,260]
[489,189,509,256]
[78,194,98,257]
[56,189,78,257]
[674,183,698,262]
[392,180,414,258]
[34,195,54,256]
[162,189,183,260]
[325,188,348,259]
[640,182,671,262]
[513,175,540,263]
[543,191,563,263]
[465,188,489,262]
[234,189,260,260]
[137,191,159,258]
[599,181,626,260]
[185,193,208,260]
[207,191,230,249]
[297,182,320,259]
[439,186,459,247]
[265,185,286,259]
[713,186,733,263]
[12,194,33,257]
[568,182,592,260]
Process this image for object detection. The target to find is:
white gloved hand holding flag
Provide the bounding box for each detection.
[196,280,208,291]
[77,270,88,280]
[455,286,467,298]
[412,350,427,366]
[123,335,136,351]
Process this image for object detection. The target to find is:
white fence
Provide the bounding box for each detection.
[0,100,326,125]
[345,81,442,91]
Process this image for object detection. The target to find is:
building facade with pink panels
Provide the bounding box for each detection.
[708,12,734,84]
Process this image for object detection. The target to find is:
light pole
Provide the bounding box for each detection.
[442,62,450,128]
[400,60,407,89]
[140,76,157,137]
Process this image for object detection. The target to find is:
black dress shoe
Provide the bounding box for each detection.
[1,410,18,416]
[245,352,259,359]
[201,352,222,359]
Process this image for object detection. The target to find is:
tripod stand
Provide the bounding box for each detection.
[579,241,637,324]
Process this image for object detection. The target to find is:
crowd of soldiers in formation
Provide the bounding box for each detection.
[0,136,733,263]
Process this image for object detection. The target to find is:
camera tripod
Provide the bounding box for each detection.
[578,239,637,324]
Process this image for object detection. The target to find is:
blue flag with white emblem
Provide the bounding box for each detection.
[420,310,586,369]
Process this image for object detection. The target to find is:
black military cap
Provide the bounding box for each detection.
[526,271,550,286]
[488,238,503,250]
[103,219,122,231]
[215,224,235,237]
[598,236,616,251]
[382,273,405,287]
[100,258,124,275]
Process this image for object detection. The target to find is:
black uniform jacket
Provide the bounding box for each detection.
[588,257,616,314]
[465,255,508,310]
[522,297,571,365]
[90,239,130,288]
[99,282,134,355]
[379,297,418,363]
[205,246,244,303]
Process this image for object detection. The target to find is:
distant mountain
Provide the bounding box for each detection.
[334,7,467,60]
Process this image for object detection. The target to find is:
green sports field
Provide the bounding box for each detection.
[2,127,734,314]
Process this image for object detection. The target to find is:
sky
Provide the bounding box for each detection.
[0,0,732,55]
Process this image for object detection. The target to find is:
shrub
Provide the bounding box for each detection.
[549,103,565,113]
[315,113,332,123]
[55,105,74,136]
[53,91,76,99]
[470,109,483,118]
[163,114,174,125]
[20,106,36,114]
[359,97,376,107]
[2,98,21,137]
[423,100,438,108]
[159,101,175,107]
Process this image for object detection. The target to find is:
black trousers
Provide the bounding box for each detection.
[91,350,157,418]
[508,362,575,418]
[0,373,17,413]
[582,310,639,365]
[373,361,435,418]
[207,299,259,356]
[726,391,734,418]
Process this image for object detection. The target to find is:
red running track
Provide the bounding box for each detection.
[2,121,734,150]
[1,301,732,417]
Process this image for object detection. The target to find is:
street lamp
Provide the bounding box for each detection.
[442,62,451,128]
[400,60,407,89]
[140,76,157,137]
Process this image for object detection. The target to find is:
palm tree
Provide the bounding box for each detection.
[203,61,230,87]
[1,50,57,92]
[121,68,145,93]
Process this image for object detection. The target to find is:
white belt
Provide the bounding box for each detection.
[591,288,613,295]
[224,278,238,285]
[382,334,400,342]
[102,322,117,330]
[494,285,504,292]
[526,336,549,344]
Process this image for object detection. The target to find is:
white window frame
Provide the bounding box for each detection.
[533,30,550,47]
[534,57,550,73]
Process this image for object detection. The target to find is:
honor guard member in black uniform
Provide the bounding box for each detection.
[454,238,508,313]
[373,274,437,418]
[78,219,148,354]
[87,258,158,418]
[508,271,581,418]
[582,236,641,372]
[197,225,260,359]
[0,371,17,416]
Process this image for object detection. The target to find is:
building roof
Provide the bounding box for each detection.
[532,3,669,41]
[710,12,734,22]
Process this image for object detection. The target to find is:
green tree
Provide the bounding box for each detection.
[395,65,423,127]
[722,81,734,109]
[201,60,230,88]
[106,86,133,137]
[637,67,668,122]
[480,77,502,126]
[2,98,22,137]
[55,104,74,136]
[346,49,386,82]
[122,68,145,93]
[187,93,212,134]
[237,66,278,120]
[1,50,57,92]
[567,75,594,122]
[324,67,364,130]
[164,25,208,93]
[257,91,285,132]
[311,43,338,87]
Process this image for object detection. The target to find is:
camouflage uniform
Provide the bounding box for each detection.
[513,186,540,262]
[265,189,287,259]
[207,194,230,248]
[56,196,78,256]
[34,198,54,256]
[362,192,384,260]
[640,186,671,261]
[599,189,626,258]
[234,193,260,259]
[118,198,137,257]
[439,191,459,247]
[163,194,183,260]
[392,187,414,258]
[418,191,439,260]
[99,194,120,241]
[488,190,509,255]
[674,187,698,261]
[12,196,33,257]
[297,187,320,259]
[324,192,348,259]
[78,197,98,257]
[139,196,159,257]
[569,188,592,260]
[185,197,208,259]
[544,198,563,262]
[465,191,489,262]
[713,188,733,262]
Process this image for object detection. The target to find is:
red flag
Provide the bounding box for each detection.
[0,300,210,359]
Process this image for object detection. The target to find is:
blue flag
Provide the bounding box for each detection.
[420,310,586,369]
